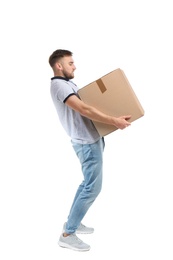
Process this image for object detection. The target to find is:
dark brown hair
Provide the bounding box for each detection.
[49,49,73,68]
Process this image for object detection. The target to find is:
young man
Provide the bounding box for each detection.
[49,49,131,251]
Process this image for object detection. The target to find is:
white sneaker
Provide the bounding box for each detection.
[58,233,90,251]
[63,222,94,234]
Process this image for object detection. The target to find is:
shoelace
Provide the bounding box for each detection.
[79,223,86,229]
[71,234,83,244]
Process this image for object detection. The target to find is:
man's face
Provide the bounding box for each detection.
[59,56,76,79]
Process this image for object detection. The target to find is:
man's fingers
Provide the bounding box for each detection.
[122,115,131,120]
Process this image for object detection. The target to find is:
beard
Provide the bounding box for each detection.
[62,69,74,80]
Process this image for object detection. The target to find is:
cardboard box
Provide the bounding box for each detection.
[78,68,144,137]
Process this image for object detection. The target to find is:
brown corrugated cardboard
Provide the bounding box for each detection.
[78,68,144,137]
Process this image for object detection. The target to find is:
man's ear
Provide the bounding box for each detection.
[55,62,63,70]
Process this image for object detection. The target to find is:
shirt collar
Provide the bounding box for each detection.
[51,76,69,81]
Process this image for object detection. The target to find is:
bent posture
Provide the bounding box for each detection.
[49,49,131,251]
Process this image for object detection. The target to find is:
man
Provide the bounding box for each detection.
[49,49,131,251]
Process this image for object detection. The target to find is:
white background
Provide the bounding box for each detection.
[0,0,173,259]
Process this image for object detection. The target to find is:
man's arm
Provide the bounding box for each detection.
[65,95,131,130]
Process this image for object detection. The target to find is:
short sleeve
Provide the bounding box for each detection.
[51,80,76,103]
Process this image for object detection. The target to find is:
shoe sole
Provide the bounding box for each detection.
[58,241,90,251]
[62,228,94,234]
[76,230,94,234]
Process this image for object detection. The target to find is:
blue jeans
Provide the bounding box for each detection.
[65,138,105,234]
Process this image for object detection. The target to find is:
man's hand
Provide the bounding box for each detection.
[113,115,131,130]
